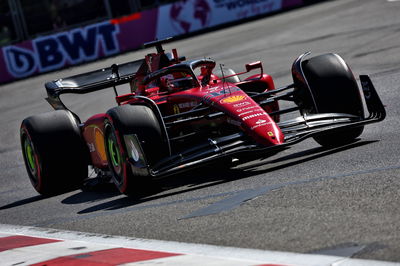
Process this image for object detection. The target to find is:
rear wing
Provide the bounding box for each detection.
[45,59,144,110]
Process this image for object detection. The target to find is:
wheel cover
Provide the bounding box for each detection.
[106,130,123,182]
[23,136,38,177]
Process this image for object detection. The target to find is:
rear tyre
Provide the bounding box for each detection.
[105,105,168,196]
[20,110,88,195]
[301,53,365,147]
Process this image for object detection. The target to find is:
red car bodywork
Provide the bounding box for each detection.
[39,38,385,186]
[82,61,282,170]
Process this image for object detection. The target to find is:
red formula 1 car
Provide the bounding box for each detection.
[20,38,386,196]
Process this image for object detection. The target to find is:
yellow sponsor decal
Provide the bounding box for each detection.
[267,131,274,137]
[94,127,107,161]
[173,104,180,114]
[221,95,246,104]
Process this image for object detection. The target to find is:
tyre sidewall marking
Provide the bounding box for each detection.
[21,126,42,190]
[105,119,130,193]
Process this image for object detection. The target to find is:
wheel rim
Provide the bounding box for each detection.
[106,129,123,182]
[22,134,39,182]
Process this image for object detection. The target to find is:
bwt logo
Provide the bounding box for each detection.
[3,21,120,78]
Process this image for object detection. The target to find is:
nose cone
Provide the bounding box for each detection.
[215,89,285,146]
[243,116,285,146]
[178,83,285,147]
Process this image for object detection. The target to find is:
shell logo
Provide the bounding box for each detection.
[221,95,246,104]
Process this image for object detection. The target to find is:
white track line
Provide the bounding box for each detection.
[0,224,398,266]
[0,240,110,266]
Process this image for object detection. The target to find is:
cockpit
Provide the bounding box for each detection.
[135,59,216,96]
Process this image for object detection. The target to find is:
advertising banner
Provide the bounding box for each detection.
[0,0,302,84]
[0,9,157,84]
[156,0,283,39]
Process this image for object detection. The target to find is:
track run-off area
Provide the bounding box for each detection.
[1,0,400,264]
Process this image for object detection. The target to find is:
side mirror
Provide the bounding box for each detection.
[245,61,262,72]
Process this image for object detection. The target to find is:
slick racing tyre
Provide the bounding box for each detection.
[20,110,88,195]
[105,105,168,196]
[301,53,365,147]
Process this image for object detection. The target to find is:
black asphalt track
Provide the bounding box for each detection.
[1,0,400,262]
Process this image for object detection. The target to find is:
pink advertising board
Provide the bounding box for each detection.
[0,0,302,84]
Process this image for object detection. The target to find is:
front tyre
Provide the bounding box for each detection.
[301,53,365,147]
[105,105,168,196]
[20,110,88,195]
